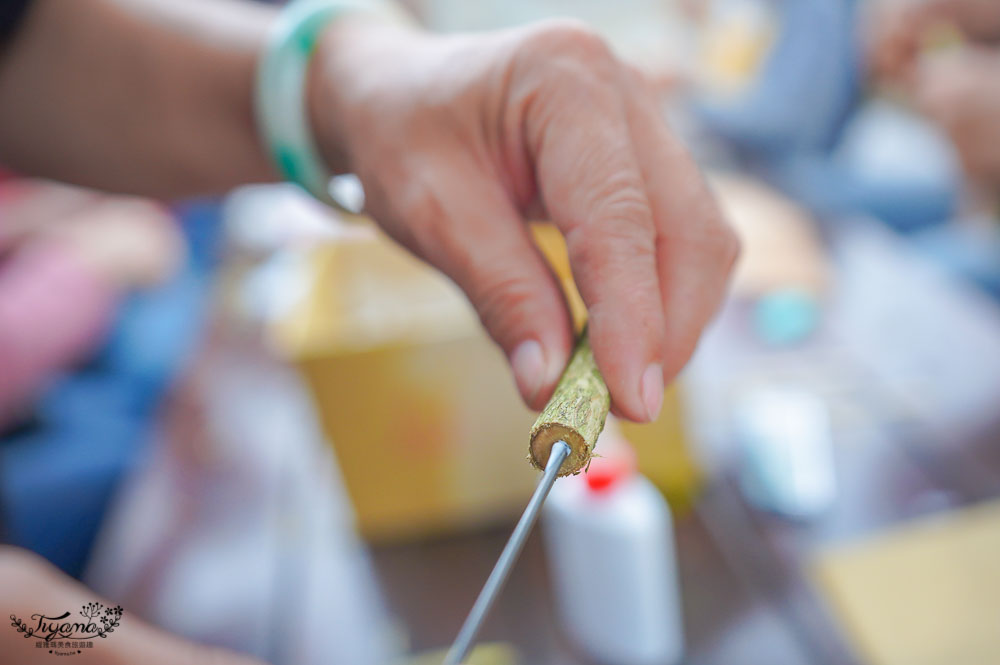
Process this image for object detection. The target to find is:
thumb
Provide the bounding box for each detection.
[402,165,574,409]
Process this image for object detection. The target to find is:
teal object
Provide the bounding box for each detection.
[255,0,373,206]
[754,289,820,346]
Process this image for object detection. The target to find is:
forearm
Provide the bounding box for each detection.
[0,547,263,665]
[0,0,278,198]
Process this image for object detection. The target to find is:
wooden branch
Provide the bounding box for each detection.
[528,330,610,476]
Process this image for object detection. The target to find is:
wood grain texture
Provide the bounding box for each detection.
[528,330,610,476]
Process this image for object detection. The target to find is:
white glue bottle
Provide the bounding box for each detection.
[542,418,684,665]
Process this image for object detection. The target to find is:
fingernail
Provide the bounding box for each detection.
[641,363,663,422]
[512,340,546,402]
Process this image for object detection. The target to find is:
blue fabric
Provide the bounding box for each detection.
[698,0,861,155]
[0,199,222,577]
[696,0,957,230]
[765,152,956,231]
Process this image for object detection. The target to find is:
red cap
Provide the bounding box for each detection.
[584,455,631,493]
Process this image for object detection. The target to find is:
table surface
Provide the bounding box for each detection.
[370,418,1000,665]
[185,217,1000,665]
[369,225,1000,665]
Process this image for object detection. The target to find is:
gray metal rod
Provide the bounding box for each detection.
[443,440,572,665]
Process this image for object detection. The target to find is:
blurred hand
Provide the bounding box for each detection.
[0,182,183,289]
[43,196,183,289]
[866,0,932,81]
[310,19,738,422]
[0,546,265,665]
[914,48,1000,185]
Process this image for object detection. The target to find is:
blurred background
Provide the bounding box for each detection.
[3,0,1000,664]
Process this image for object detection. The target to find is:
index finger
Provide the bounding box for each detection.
[523,48,668,423]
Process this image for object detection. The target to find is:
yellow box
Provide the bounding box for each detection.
[272,224,701,542]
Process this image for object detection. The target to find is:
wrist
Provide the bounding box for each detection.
[306,15,377,176]
[306,15,423,177]
[258,1,415,201]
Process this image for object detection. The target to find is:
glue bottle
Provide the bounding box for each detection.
[542,418,683,665]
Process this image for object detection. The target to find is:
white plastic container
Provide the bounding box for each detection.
[735,386,836,520]
[542,421,684,665]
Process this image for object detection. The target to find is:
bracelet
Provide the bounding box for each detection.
[256,0,402,208]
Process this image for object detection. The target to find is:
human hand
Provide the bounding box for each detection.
[0,546,265,665]
[914,48,1000,185]
[0,182,183,289]
[42,196,184,289]
[308,18,738,422]
[866,0,934,82]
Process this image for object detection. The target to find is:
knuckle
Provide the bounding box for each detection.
[715,222,741,270]
[545,20,611,59]
[689,218,740,274]
[680,189,742,270]
[563,169,657,244]
[567,216,655,285]
[471,267,536,338]
[589,179,654,232]
[521,19,616,75]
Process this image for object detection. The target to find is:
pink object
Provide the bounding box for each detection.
[0,239,117,424]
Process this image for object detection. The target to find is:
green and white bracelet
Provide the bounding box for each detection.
[255,0,404,208]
